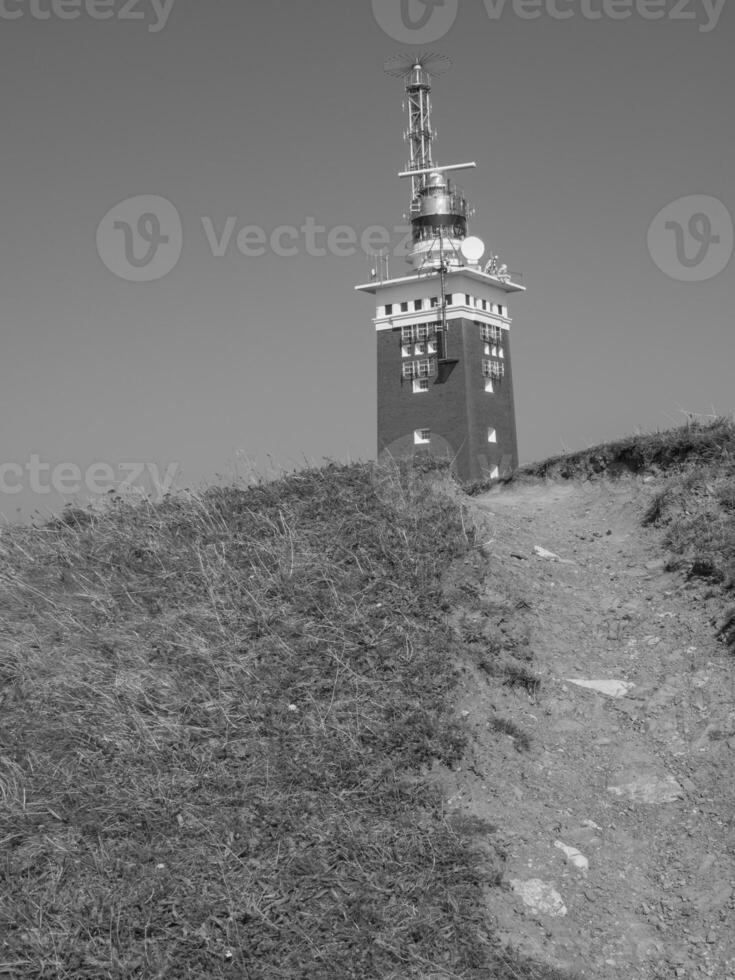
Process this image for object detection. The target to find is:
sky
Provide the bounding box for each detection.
[0,0,733,521]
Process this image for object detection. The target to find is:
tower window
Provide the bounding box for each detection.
[401,345,411,357]
[485,378,494,393]
[385,304,393,315]
[483,359,505,380]
[412,378,429,393]
[414,428,431,445]
[414,299,422,311]
[400,301,408,312]
[402,323,436,344]
[402,358,435,380]
[487,427,497,443]
[481,324,503,345]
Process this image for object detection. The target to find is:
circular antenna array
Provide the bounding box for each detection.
[460,236,486,264]
[383,51,452,78]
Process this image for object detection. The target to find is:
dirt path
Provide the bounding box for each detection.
[440,476,735,979]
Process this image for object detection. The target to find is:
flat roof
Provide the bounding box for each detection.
[355,266,526,295]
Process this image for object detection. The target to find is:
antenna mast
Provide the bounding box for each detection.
[384,51,476,270]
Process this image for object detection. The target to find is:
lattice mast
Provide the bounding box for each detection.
[384,52,476,269]
[402,59,436,201]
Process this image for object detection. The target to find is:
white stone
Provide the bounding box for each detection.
[534,545,561,560]
[509,878,567,917]
[607,773,684,804]
[567,678,635,699]
[554,840,589,873]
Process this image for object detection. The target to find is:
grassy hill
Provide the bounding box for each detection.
[1,419,733,979]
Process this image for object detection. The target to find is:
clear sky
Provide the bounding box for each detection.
[1,0,733,521]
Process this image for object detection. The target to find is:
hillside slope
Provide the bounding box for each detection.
[1,420,733,979]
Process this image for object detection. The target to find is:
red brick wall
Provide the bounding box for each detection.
[377,317,518,482]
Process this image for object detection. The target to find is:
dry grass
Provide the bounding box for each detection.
[467,416,735,492]
[0,459,570,979]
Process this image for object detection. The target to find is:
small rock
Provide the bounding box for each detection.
[509,878,567,917]
[567,678,635,699]
[554,840,589,873]
[607,773,685,804]
[645,558,666,571]
[534,545,561,561]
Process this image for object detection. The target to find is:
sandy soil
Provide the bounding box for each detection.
[438,475,735,979]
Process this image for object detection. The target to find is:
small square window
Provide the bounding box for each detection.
[430,296,439,307]
[385,303,393,315]
[413,378,429,393]
[415,342,427,355]
[484,343,491,356]
[414,299,422,311]
[414,428,431,445]
[400,301,408,313]
[401,345,411,357]
[487,427,497,443]
[485,378,494,393]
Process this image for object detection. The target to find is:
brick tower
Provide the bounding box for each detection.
[356,52,524,482]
